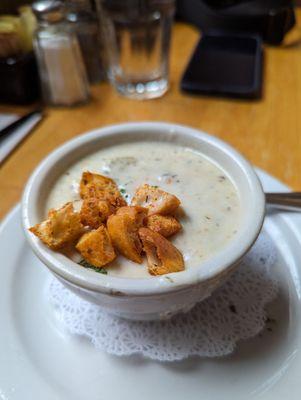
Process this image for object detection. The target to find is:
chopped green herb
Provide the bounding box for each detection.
[78,259,107,274]
[266,317,277,324]
[120,188,126,194]
[229,304,237,314]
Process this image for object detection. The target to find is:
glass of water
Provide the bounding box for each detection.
[97,0,175,99]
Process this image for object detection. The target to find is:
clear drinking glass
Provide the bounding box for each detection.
[97,0,175,99]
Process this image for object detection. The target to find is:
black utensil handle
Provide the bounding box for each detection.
[0,108,43,142]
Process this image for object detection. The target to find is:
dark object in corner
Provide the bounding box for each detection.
[0,52,40,105]
[176,0,295,45]
[181,32,263,99]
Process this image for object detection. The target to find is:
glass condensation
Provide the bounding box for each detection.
[98,0,175,99]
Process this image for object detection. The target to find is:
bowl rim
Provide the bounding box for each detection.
[22,122,265,296]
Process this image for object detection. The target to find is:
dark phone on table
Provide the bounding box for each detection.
[181,33,263,99]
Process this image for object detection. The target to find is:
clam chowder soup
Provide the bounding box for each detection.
[46,142,241,278]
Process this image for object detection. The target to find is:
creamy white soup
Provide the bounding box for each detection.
[46,141,241,278]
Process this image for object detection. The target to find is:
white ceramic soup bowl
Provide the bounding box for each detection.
[22,122,265,320]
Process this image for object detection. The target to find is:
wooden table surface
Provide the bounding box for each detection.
[1,12,301,220]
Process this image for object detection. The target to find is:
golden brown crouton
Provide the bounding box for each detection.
[107,206,147,263]
[80,198,115,229]
[98,200,115,220]
[79,171,126,208]
[76,225,116,267]
[29,202,84,250]
[131,184,180,216]
[139,227,184,275]
[147,214,181,237]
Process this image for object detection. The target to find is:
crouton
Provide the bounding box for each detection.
[29,202,84,250]
[138,227,184,275]
[107,206,147,263]
[76,225,116,267]
[146,214,181,237]
[131,184,180,215]
[80,198,115,229]
[79,171,126,208]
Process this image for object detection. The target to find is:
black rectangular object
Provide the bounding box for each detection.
[0,52,40,105]
[181,33,263,99]
[176,0,295,45]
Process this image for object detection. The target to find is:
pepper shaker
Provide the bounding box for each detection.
[66,0,105,84]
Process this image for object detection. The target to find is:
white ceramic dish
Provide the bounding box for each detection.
[22,123,265,320]
[1,170,301,400]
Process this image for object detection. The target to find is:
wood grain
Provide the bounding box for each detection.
[1,13,301,220]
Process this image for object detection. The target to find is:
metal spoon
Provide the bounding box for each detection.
[266,192,301,212]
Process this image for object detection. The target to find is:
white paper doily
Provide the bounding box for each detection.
[48,231,278,361]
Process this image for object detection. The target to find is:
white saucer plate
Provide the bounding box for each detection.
[0,169,301,400]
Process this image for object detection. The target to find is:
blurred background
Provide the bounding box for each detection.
[1,0,301,219]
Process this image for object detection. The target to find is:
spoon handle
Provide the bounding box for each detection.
[265,192,301,212]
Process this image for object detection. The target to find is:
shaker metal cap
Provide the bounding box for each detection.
[32,0,65,22]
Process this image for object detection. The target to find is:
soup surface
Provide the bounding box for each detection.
[46,141,241,278]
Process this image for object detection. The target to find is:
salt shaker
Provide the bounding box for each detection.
[32,0,90,107]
